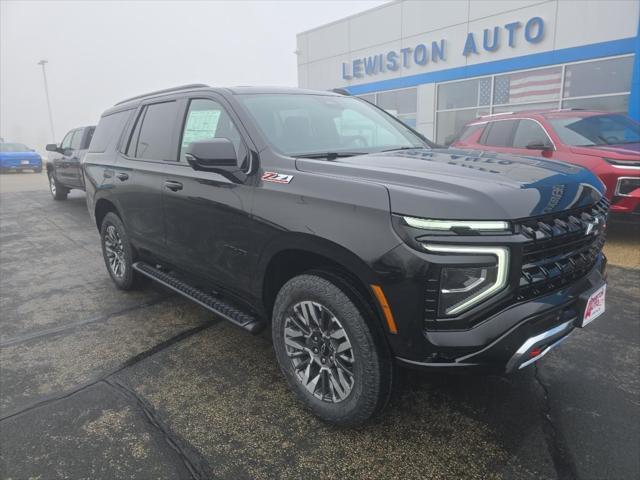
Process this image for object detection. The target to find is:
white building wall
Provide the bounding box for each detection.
[296,0,639,91]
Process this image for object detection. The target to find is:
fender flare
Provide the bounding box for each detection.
[252,231,378,298]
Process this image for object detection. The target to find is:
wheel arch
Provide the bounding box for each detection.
[257,234,387,335]
[94,198,121,231]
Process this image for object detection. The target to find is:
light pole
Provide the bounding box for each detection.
[37,59,56,142]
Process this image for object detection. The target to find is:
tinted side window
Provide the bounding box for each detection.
[179,99,246,164]
[456,123,485,143]
[70,129,83,150]
[82,127,95,149]
[481,120,517,147]
[512,120,551,148]
[128,101,179,160]
[90,110,133,153]
[61,130,74,149]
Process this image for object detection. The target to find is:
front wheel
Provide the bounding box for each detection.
[48,173,68,200]
[272,273,393,425]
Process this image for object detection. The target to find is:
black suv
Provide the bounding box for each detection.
[46,125,95,200]
[85,85,608,425]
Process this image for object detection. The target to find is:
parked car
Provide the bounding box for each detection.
[45,125,95,200]
[0,142,42,173]
[85,85,609,425]
[450,110,640,220]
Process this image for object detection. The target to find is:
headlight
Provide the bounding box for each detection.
[615,177,640,197]
[603,157,640,169]
[403,216,510,232]
[424,244,510,316]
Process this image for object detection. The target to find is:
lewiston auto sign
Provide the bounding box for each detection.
[341,17,545,80]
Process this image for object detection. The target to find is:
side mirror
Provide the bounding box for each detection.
[185,138,239,175]
[526,141,553,151]
[45,143,58,152]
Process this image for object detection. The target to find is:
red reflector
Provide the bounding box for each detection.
[530,347,543,358]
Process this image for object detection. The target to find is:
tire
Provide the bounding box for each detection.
[100,212,144,290]
[272,273,393,425]
[34,167,42,174]
[48,173,68,200]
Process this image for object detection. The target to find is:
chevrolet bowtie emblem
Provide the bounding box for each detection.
[585,217,599,235]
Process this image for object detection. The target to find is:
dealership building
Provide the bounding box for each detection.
[296,0,640,144]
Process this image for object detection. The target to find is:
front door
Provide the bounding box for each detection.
[60,128,84,188]
[162,96,256,293]
[53,129,75,184]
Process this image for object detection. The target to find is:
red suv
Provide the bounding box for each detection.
[450,110,640,220]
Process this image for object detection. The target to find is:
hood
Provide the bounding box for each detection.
[295,148,604,220]
[569,143,640,160]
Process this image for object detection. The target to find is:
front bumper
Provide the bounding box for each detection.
[395,257,607,373]
[609,194,640,220]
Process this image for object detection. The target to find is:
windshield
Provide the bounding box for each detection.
[0,143,30,152]
[548,114,640,146]
[237,93,428,156]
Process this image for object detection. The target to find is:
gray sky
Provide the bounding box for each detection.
[1,0,384,152]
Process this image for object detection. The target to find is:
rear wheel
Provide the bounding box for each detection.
[272,273,393,425]
[48,173,68,200]
[100,212,144,290]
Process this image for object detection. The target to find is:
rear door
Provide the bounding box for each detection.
[162,95,256,292]
[115,100,181,257]
[477,119,519,155]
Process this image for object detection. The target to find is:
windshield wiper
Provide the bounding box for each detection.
[295,152,367,160]
[379,146,422,153]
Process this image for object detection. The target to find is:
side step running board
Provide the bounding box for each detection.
[133,262,265,334]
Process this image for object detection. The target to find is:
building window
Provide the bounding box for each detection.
[563,56,633,98]
[434,54,634,146]
[438,77,491,110]
[357,87,417,128]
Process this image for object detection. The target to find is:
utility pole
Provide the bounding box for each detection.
[37,59,56,141]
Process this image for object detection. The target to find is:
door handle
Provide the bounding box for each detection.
[164,180,183,192]
[116,172,129,181]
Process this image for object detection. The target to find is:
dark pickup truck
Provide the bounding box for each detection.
[46,125,95,200]
[84,85,609,425]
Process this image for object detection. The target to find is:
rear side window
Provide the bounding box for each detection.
[480,120,517,147]
[89,110,133,153]
[512,120,551,148]
[82,127,95,149]
[127,101,179,160]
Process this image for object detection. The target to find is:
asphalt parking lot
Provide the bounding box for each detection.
[0,172,638,480]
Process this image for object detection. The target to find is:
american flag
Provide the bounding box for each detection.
[494,68,562,105]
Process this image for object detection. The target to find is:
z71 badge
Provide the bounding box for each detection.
[262,171,294,184]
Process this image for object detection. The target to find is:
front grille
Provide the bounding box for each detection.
[516,198,609,301]
[422,198,609,328]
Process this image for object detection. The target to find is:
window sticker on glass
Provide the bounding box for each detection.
[182,109,221,147]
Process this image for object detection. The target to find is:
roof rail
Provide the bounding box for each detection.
[478,111,514,118]
[115,83,210,105]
